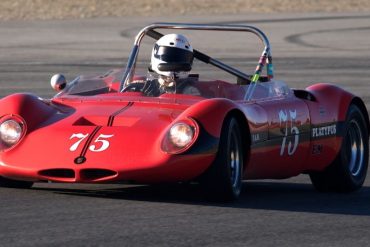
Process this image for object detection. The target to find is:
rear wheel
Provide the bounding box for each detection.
[201,117,244,201]
[0,176,33,189]
[310,104,369,192]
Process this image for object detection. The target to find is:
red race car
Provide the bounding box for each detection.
[0,23,369,201]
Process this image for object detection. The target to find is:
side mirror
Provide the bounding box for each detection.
[50,74,67,92]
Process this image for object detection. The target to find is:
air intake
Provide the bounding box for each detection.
[80,169,117,181]
[39,169,75,178]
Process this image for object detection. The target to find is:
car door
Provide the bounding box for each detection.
[246,92,311,179]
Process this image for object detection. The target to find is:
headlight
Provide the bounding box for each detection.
[169,123,194,148]
[162,119,198,154]
[0,116,26,151]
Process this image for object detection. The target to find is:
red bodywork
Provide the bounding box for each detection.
[0,70,369,184]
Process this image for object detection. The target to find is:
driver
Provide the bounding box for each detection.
[143,33,201,96]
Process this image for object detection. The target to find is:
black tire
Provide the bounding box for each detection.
[310,104,369,192]
[0,176,33,189]
[201,117,244,201]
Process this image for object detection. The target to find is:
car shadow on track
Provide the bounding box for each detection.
[31,181,370,216]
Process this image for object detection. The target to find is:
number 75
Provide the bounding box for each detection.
[69,133,114,152]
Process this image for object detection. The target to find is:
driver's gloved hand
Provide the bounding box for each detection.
[143,80,160,97]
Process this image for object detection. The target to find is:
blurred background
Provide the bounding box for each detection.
[1,2,370,247]
[1,0,370,20]
[1,1,369,107]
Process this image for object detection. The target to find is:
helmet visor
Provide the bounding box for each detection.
[154,45,193,64]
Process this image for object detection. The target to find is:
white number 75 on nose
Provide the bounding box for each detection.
[69,133,114,152]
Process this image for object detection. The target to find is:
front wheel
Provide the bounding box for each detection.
[0,176,34,189]
[201,117,244,201]
[310,104,369,192]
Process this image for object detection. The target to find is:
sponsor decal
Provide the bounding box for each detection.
[250,131,268,145]
[312,144,323,155]
[74,156,86,164]
[312,124,336,138]
[319,106,326,116]
[252,133,260,142]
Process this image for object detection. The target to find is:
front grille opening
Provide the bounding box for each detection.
[80,169,117,181]
[39,169,75,178]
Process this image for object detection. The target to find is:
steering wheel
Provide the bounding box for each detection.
[121,82,145,93]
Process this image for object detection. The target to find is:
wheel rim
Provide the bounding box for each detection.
[229,130,241,192]
[346,119,364,176]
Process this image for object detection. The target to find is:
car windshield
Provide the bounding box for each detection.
[56,67,292,101]
[56,27,291,101]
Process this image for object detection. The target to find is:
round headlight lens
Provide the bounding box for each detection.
[169,122,194,148]
[0,119,23,146]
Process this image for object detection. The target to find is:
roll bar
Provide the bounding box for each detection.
[119,23,273,100]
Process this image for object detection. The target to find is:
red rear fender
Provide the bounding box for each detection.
[306,83,355,122]
[307,82,369,133]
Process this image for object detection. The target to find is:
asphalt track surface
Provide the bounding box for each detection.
[1,13,370,246]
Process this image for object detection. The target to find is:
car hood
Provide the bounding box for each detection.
[1,95,198,171]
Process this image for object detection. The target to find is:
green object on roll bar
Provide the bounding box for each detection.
[251,74,260,83]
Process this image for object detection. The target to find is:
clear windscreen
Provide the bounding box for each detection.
[57,68,291,101]
[56,30,292,101]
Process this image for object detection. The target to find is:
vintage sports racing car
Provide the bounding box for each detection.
[0,23,369,201]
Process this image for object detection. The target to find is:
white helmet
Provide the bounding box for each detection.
[150,34,193,79]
